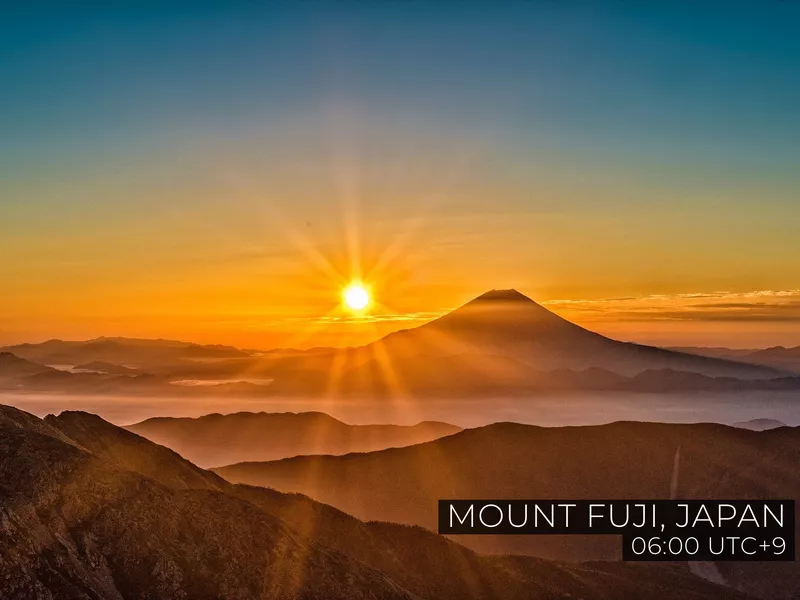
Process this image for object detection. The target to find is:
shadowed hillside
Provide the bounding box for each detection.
[0,404,750,600]
[215,420,800,600]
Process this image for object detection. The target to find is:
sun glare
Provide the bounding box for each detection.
[343,283,370,311]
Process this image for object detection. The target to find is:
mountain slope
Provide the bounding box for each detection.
[126,411,461,467]
[0,405,745,600]
[1,408,415,600]
[214,421,800,600]
[365,289,779,378]
[0,352,55,379]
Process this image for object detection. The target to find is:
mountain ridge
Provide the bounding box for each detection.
[126,411,462,467]
[0,404,747,600]
[213,419,800,600]
[367,289,781,378]
[0,290,788,399]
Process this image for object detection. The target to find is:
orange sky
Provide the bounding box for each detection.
[4,194,800,352]
[3,4,800,351]
[3,153,800,350]
[3,161,799,350]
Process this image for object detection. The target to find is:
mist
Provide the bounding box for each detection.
[3,390,798,428]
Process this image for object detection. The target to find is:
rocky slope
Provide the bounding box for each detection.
[0,404,751,600]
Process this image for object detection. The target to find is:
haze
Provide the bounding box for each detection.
[3,391,799,430]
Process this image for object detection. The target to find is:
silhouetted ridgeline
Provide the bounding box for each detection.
[0,291,791,399]
[675,345,800,374]
[732,418,788,431]
[126,411,461,467]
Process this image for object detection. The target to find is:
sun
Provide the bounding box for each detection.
[343,283,371,311]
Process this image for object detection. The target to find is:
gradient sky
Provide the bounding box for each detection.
[2,1,799,349]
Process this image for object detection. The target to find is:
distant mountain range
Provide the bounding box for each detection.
[1,336,249,368]
[674,345,800,374]
[127,412,461,467]
[0,404,746,600]
[1,290,796,397]
[732,417,788,431]
[214,420,800,600]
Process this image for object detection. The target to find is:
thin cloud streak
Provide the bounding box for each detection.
[545,290,800,323]
[303,311,448,325]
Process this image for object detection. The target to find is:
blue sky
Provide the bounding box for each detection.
[3,1,798,173]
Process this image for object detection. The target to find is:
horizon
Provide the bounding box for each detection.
[2,286,800,350]
[2,286,798,351]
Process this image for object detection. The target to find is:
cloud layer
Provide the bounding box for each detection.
[544,290,800,323]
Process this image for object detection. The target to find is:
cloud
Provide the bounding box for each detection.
[303,311,448,325]
[544,290,800,323]
[297,290,800,326]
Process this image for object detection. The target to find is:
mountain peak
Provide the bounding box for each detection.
[412,287,587,342]
[453,288,557,319]
[472,289,533,303]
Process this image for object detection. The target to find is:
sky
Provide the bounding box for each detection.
[1,1,799,349]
